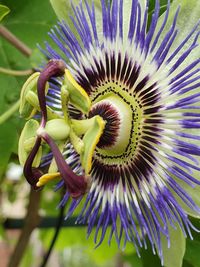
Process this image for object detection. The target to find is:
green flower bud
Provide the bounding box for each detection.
[45,119,70,141]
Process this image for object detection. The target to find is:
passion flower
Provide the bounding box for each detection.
[19,0,200,264]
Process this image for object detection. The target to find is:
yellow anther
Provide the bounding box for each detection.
[36,172,60,187]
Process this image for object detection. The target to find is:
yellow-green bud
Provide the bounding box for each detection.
[45,119,70,140]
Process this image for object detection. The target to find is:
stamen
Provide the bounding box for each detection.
[36,172,60,187]
[39,131,89,199]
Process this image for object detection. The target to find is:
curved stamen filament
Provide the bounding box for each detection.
[39,131,89,199]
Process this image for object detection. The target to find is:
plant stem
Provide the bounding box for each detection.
[116,253,124,267]
[0,99,20,124]
[40,205,65,267]
[0,25,32,57]
[8,189,42,267]
[0,67,33,76]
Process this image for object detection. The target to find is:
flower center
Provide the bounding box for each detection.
[89,101,120,149]
[90,95,132,154]
[89,82,143,162]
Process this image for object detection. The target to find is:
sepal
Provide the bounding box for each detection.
[18,119,42,167]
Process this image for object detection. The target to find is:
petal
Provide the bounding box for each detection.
[50,0,103,43]
[50,0,101,21]
[173,173,200,218]
[122,0,146,39]
[154,0,200,69]
[161,224,186,267]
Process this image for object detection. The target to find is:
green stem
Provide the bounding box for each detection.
[0,99,20,124]
[0,67,33,76]
[0,25,32,57]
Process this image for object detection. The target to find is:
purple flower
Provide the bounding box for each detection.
[19,0,200,264]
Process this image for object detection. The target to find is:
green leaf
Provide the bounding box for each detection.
[0,4,10,22]
[184,239,200,267]
[2,0,57,46]
[0,0,57,122]
[123,252,143,267]
[140,244,162,267]
[0,38,23,115]
[40,226,135,264]
[0,121,17,179]
[0,0,58,172]
[1,0,57,74]
[148,1,174,28]
[0,222,5,241]
[161,224,186,267]
[183,260,195,267]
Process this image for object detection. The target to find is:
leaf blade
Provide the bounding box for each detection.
[0,4,10,22]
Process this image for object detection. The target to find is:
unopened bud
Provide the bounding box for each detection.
[45,119,70,141]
